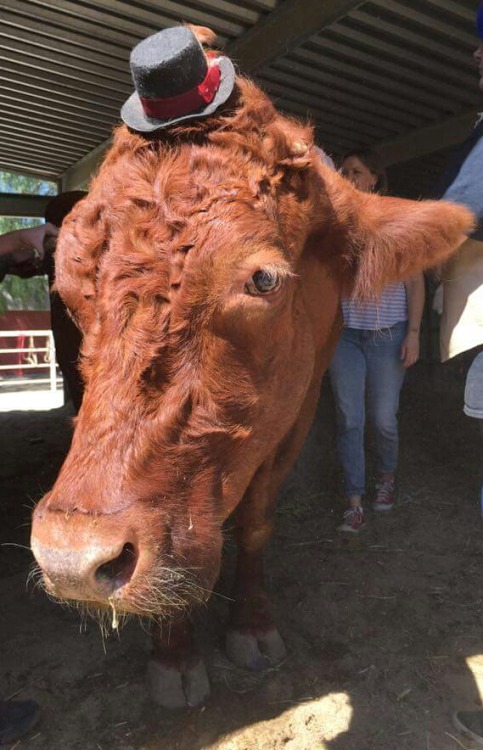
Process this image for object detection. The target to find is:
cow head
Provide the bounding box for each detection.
[30,28,473,621]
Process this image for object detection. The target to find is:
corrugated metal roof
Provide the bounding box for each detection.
[0,0,279,178]
[257,0,480,194]
[0,0,480,196]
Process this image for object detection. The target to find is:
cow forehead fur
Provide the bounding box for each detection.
[56,76,317,338]
[57,81,321,391]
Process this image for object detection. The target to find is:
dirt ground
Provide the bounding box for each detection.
[2,363,483,750]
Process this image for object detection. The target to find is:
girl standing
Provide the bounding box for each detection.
[330,149,425,533]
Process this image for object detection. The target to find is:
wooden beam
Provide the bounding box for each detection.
[377,109,479,167]
[60,138,111,192]
[227,0,367,72]
[0,192,51,218]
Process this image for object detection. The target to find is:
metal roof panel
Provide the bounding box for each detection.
[0,0,479,199]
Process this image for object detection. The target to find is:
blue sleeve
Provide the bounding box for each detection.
[442,132,483,240]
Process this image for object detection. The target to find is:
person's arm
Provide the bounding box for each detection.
[401,273,425,368]
[0,223,58,264]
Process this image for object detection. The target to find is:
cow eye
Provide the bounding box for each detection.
[245,269,280,295]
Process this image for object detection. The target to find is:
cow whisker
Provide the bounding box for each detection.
[32,557,221,632]
[26,563,44,592]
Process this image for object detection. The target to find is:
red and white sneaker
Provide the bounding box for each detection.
[338,506,365,533]
[373,480,395,512]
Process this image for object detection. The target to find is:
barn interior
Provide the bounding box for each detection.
[1,2,483,749]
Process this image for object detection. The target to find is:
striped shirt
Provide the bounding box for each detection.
[341,281,408,330]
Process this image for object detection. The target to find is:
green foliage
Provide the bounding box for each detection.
[0,170,57,316]
[0,169,56,196]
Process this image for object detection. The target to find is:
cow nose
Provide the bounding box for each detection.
[94,542,138,590]
[32,539,138,601]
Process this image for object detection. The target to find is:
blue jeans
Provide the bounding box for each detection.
[329,322,407,497]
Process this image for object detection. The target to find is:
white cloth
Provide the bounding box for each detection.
[440,238,483,361]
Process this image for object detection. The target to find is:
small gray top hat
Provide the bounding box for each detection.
[121,25,236,132]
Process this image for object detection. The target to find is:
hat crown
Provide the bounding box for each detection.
[121,24,236,132]
[130,26,208,99]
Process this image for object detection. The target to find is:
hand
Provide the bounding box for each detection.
[10,223,59,265]
[400,330,420,368]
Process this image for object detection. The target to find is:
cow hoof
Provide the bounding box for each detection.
[226,628,287,671]
[147,658,210,709]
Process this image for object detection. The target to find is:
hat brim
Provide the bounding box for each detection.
[121,56,235,133]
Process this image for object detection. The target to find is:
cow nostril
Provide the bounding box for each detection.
[95,543,137,590]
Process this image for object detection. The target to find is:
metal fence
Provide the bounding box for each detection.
[0,329,59,391]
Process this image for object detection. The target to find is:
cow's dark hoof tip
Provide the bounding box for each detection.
[226,628,287,671]
[147,658,210,709]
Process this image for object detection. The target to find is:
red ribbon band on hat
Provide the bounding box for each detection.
[140,62,221,120]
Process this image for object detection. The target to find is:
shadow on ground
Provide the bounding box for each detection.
[1,363,483,750]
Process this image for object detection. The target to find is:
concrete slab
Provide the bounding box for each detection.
[0,387,64,412]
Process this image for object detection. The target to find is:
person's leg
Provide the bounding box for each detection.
[453,354,483,744]
[366,322,407,511]
[479,420,483,514]
[464,351,483,510]
[0,699,40,745]
[329,328,366,532]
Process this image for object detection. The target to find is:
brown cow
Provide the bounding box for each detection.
[30,27,473,708]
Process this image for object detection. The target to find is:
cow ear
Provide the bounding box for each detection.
[53,202,103,335]
[320,167,475,300]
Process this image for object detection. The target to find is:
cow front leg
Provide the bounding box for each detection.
[226,463,287,671]
[148,618,210,708]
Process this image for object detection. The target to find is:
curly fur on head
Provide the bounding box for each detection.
[55,60,317,338]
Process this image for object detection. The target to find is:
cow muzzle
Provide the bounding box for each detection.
[31,505,140,606]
